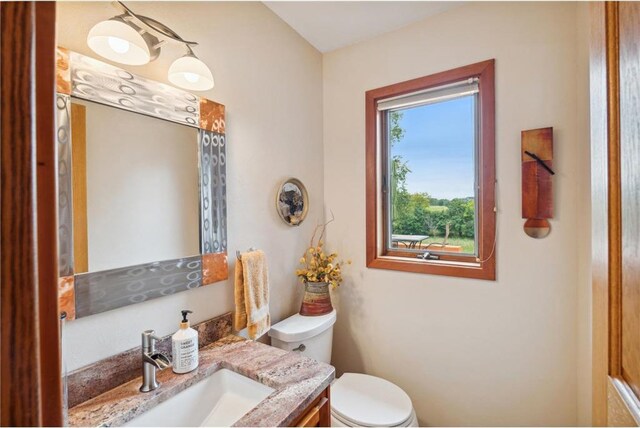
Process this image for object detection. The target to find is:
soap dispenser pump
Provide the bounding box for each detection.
[171,310,199,374]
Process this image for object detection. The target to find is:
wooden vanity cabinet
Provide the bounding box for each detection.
[291,386,330,427]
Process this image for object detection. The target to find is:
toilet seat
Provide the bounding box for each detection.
[331,373,414,427]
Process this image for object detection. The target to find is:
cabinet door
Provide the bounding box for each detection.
[292,386,330,427]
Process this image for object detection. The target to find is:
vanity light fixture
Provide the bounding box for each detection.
[87,15,160,65]
[87,1,214,91]
[168,48,215,91]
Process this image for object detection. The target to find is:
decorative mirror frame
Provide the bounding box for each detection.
[56,47,228,319]
[275,177,309,226]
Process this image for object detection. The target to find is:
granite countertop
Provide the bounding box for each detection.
[68,335,335,427]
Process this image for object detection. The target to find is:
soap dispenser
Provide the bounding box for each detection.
[171,310,199,374]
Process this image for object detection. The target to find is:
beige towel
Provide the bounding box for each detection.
[234,250,270,339]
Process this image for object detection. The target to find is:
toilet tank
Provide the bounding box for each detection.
[268,310,336,364]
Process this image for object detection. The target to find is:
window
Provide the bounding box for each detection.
[365,60,496,280]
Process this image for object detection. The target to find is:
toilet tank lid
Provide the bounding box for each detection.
[268,309,336,342]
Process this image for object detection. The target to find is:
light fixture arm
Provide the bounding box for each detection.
[113,1,199,48]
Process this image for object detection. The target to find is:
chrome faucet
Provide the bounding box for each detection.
[140,330,172,393]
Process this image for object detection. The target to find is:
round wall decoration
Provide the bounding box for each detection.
[276,178,309,226]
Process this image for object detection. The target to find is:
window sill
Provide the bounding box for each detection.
[367,255,495,280]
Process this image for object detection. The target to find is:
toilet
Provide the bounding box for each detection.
[269,310,418,427]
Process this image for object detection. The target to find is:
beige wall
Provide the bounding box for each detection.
[575,4,592,426]
[323,2,591,426]
[58,2,593,426]
[57,2,324,371]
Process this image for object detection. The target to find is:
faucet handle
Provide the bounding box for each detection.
[141,329,163,350]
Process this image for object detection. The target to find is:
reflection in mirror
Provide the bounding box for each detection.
[276,178,308,226]
[70,99,199,273]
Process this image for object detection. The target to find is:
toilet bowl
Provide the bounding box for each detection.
[269,310,418,427]
[330,373,418,427]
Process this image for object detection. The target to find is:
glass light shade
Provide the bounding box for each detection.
[168,54,214,91]
[87,18,151,65]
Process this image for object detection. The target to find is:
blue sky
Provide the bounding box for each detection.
[391,95,475,200]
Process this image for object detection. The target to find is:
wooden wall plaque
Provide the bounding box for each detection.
[521,127,554,238]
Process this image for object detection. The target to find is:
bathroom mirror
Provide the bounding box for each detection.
[56,48,228,320]
[276,178,309,226]
[70,99,200,273]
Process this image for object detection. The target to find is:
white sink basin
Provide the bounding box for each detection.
[125,369,275,427]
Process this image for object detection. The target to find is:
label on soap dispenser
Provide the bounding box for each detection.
[172,334,198,374]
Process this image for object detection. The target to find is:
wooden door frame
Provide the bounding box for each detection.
[591,2,640,425]
[1,2,63,426]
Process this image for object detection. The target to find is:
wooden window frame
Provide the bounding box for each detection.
[365,60,496,280]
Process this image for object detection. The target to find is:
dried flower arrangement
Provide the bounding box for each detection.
[296,215,351,289]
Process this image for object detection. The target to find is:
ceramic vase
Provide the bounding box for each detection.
[299,281,333,316]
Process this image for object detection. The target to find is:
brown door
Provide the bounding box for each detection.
[592,2,640,426]
[0,2,62,425]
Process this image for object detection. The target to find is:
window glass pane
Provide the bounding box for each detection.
[387,94,477,255]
